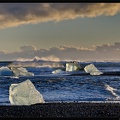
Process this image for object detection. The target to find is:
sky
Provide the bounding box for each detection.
[0,3,120,61]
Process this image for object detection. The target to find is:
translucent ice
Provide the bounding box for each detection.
[9,79,45,105]
[10,67,34,77]
[0,66,14,76]
[52,69,65,74]
[84,64,103,75]
[17,67,28,72]
[66,62,83,72]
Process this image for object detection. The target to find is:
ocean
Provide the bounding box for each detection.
[0,61,120,105]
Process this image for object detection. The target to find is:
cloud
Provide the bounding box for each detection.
[19,45,37,52]
[0,50,7,54]
[0,42,120,61]
[0,3,120,29]
[95,42,120,51]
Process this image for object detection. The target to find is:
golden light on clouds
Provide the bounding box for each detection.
[0,3,120,29]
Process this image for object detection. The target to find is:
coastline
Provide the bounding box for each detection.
[0,102,120,118]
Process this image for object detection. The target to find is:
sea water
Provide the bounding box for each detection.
[0,61,120,105]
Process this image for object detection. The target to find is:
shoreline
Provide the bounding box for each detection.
[0,102,120,118]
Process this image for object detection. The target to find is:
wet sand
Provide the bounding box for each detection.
[0,102,120,118]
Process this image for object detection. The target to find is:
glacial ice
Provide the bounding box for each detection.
[0,66,34,76]
[10,67,34,77]
[9,79,45,105]
[66,62,82,72]
[84,64,103,75]
[52,69,65,74]
[0,66,14,76]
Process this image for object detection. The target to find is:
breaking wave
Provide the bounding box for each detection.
[104,84,120,100]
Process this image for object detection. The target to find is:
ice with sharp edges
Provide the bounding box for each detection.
[52,69,65,74]
[66,62,82,72]
[10,67,34,77]
[0,66,14,76]
[17,67,28,72]
[84,64,103,75]
[9,79,45,105]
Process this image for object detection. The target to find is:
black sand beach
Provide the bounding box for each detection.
[0,102,120,118]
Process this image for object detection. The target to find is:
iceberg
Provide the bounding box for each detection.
[52,69,65,74]
[84,64,103,75]
[66,61,83,72]
[0,66,14,76]
[9,79,45,105]
[10,67,34,77]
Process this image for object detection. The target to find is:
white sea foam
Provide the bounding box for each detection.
[105,84,119,99]
[9,61,64,68]
[10,76,19,79]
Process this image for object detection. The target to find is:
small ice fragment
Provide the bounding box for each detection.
[52,69,65,74]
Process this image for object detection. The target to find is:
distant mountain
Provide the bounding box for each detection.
[32,56,44,62]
